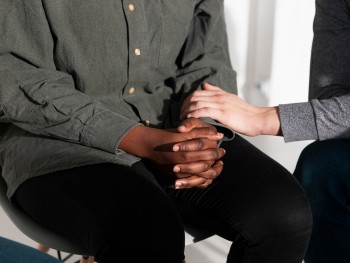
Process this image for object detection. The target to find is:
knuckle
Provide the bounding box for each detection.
[180,152,190,163]
[192,90,201,97]
[194,101,201,107]
[181,165,191,173]
[180,143,188,151]
[218,94,226,102]
[203,162,211,171]
[196,139,205,149]
[183,154,191,163]
[210,150,219,159]
[208,126,217,133]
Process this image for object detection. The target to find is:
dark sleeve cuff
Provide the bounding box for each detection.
[200,117,235,141]
[82,110,142,154]
[279,102,319,142]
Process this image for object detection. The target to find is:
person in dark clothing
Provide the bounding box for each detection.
[0,1,312,262]
[182,0,350,262]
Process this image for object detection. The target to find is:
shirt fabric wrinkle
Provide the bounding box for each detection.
[0,0,236,198]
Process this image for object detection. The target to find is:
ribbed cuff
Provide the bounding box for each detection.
[82,110,141,154]
[279,102,318,142]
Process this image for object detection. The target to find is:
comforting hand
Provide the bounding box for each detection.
[180,83,281,136]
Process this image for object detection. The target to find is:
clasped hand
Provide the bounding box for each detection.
[171,118,225,189]
[119,118,226,189]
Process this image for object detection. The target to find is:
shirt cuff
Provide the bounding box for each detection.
[199,117,235,141]
[279,102,318,142]
[81,110,141,154]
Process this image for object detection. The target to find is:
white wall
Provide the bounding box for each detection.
[224,0,315,106]
[224,1,250,92]
[269,0,315,106]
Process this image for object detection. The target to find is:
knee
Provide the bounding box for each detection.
[294,140,350,192]
[266,194,312,243]
[241,190,312,247]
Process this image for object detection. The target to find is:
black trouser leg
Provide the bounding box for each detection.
[13,162,185,263]
[168,135,313,263]
[14,135,312,263]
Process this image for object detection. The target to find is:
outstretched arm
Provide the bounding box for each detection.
[181,83,282,137]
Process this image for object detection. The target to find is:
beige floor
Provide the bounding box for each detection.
[0,135,311,262]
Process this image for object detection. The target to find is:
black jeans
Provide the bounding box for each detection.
[13,135,312,263]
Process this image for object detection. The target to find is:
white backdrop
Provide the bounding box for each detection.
[224,0,315,106]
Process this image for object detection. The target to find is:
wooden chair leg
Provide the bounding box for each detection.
[37,243,50,253]
[80,256,94,263]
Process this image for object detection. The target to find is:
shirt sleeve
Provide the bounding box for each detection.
[279,0,350,142]
[0,1,141,154]
[168,0,236,140]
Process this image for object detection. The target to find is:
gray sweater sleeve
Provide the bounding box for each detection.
[279,0,350,142]
[280,95,350,142]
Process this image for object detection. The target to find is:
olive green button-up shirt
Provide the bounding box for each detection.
[0,0,236,197]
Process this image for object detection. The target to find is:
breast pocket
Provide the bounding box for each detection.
[157,0,196,68]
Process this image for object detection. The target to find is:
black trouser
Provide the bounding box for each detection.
[13,135,312,263]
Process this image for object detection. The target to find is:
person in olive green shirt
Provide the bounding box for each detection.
[0,1,312,263]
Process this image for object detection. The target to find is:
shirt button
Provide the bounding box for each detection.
[128,4,135,11]
[144,120,150,127]
[128,87,135,94]
[135,48,141,56]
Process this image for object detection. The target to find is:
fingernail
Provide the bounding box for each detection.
[173,166,180,172]
[173,145,180,152]
[218,132,224,137]
[175,181,183,189]
[223,149,226,154]
[187,114,192,118]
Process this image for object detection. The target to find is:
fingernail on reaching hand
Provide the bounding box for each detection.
[187,114,192,118]
[173,166,180,172]
[173,145,180,152]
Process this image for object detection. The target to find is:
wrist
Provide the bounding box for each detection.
[118,125,158,158]
[257,106,282,136]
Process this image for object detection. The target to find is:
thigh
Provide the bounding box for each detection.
[168,135,312,261]
[294,140,350,263]
[13,162,185,263]
[295,139,350,189]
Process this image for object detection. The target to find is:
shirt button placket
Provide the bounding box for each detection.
[125,1,148,123]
